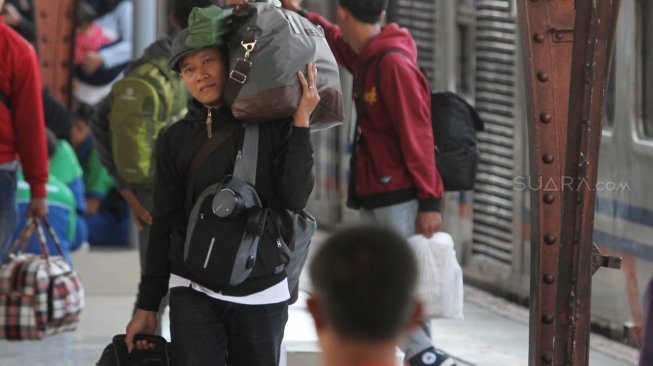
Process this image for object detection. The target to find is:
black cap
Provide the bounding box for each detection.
[169,28,195,71]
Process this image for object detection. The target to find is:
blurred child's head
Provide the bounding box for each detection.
[71,103,94,148]
[76,1,97,30]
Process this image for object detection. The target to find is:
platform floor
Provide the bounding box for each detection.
[0,238,641,366]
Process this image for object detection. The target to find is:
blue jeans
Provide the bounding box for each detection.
[0,170,18,261]
[360,200,435,361]
[169,286,288,366]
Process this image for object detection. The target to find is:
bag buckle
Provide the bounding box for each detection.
[230,69,248,84]
[241,40,257,60]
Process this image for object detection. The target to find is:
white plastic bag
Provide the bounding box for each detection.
[407,232,464,319]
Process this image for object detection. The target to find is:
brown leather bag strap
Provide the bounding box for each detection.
[223,39,257,105]
[185,119,240,187]
[223,57,253,105]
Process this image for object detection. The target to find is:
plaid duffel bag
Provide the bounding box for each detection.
[0,218,85,340]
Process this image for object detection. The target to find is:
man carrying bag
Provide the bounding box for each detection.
[124,5,320,365]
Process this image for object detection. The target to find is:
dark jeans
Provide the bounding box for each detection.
[169,286,288,366]
[0,170,17,261]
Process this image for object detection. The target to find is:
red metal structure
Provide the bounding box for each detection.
[517,0,623,364]
[34,0,77,107]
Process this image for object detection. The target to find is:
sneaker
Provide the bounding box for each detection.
[408,347,456,366]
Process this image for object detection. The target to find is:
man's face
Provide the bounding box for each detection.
[336,5,353,47]
[178,47,227,109]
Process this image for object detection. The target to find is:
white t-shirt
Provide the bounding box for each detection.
[169,274,290,305]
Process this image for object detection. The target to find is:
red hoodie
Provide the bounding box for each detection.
[0,20,48,198]
[308,13,443,211]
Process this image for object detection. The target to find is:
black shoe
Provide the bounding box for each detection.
[408,347,456,366]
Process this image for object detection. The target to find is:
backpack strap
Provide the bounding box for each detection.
[233,123,259,184]
[185,118,239,186]
[0,89,11,109]
[347,49,407,208]
[223,39,257,106]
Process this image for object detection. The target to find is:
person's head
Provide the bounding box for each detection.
[71,102,94,148]
[176,46,227,109]
[308,225,422,344]
[76,1,97,30]
[335,0,387,51]
[338,0,387,24]
[169,5,231,109]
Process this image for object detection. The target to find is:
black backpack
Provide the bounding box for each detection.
[430,91,484,191]
[356,50,484,192]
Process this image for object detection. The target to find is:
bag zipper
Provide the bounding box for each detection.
[206,109,213,138]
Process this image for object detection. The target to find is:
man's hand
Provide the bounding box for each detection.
[121,188,152,230]
[129,202,152,231]
[294,63,320,128]
[416,211,442,238]
[125,309,158,353]
[86,197,101,215]
[26,197,48,219]
[82,51,105,75]
[280,0,302,12]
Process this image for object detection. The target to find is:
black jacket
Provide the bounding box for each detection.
[137,100,314,311]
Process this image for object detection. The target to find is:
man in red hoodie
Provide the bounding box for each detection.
[282,1,452,365]
[0,0,48,260]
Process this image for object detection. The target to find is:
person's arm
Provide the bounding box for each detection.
[12,36,48,217]
[89,94,151,229]
[126,129,182,351]
[273,64,319,210]
[281,0,358,72]
[97,1,133,69]
[136,130,181,311]
[89,95,129,189]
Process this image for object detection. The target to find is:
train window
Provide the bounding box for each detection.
[456,1,476,98]
[456,24,472,95]
[640,0,653,138]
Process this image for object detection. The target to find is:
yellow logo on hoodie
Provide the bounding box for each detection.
[364,86,378,105]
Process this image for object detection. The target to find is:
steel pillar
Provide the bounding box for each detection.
[516,0,622,365]
[34,0,77,108]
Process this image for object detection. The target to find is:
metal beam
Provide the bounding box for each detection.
[34,0,77,108]
[555,1,621,364]
[517,1,575,364]
[517,0,622,364]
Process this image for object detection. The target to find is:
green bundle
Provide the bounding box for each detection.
[186,5,233,49]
